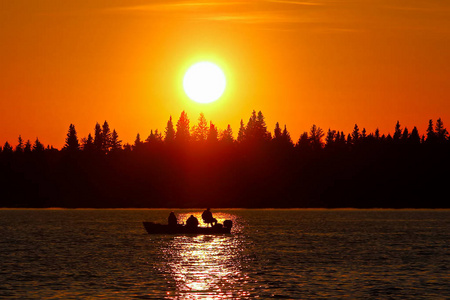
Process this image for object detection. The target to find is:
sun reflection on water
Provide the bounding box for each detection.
[159,212,250,299]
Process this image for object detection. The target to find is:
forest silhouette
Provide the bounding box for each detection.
[1,111,449,208]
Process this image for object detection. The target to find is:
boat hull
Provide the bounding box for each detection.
[143,222,232,235]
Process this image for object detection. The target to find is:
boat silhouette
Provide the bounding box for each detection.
[143,220,233,234]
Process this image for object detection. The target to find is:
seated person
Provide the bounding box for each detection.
[168,212,177,227]
[186,215,199,228]
[202,208,217,227]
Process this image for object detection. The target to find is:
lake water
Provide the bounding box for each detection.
[0,209,449,299]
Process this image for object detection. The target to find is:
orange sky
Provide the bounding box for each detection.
[1,0,450,148]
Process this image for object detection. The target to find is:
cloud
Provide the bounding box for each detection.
[107,0,324,14]
[107,1,248,13]
[198,11,311,24]
[103,0,363,33]
[267,0,323,6]
[106,0,325,25]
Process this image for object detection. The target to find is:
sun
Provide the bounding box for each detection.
[183,62,226,103]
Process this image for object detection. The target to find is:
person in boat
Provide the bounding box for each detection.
[168,212,177,227]
[186,215,199,228]
[202,208,217,227]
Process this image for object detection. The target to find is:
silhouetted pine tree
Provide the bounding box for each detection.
[145,129,162,145]
[246,110,257,133]
[154,129,162,142]
[237,119,245,143]
[309,124,324,150]
[24,140,32,153]
[426,120,436,144]
[401,127,409,142]
[110,129,122,152]
[274,122,282,140]
[220,124,234,144]
[245,110,270,142]
[336,131,344,144]
[393,121,402,142]
[83,133,95,152]
[435,118,448,143]
[3,141,13,154]
[133,133,143,151]
[374,128,380,140]
[64,124,80,151]
[175,111,190,143]
[325,129,336,149]
[33,138,44,152]
[207,122,218,143]
[409,127,421,144]
[145,130,154,143]
[257,111,271,140]
[93,122,103,152]
[164,116,175,143]
[274,123,293,147]
[191,113,208,142]
[102,121,112,153]
[281,125,293,147]
[15,135,24,153]
[297,132,310,151]
[351,124,360,144]
[244,110,258,142]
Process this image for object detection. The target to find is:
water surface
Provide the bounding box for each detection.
[0,209,449,298]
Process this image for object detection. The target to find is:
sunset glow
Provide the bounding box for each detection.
[1,1,450,147]
[2,1,450,297]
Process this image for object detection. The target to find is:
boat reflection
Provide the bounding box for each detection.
[161,213,250,299]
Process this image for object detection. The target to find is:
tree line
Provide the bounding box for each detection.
[1,111,449,208]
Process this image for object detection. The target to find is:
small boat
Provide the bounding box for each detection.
[143,220,233,235]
